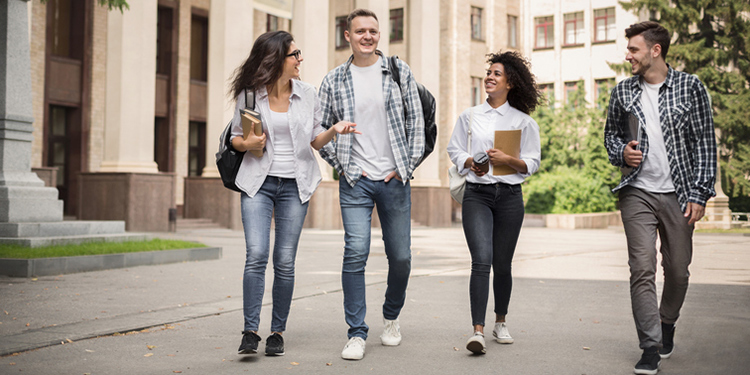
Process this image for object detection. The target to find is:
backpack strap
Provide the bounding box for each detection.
[389,55,402,88]
[244,89,256,111]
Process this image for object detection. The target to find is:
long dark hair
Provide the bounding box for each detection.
[229,31,294,100]
[486,51,542,115]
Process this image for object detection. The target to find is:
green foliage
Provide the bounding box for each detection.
[40,0,129,12]
[621,0,750,205]
[526,84,620,214]
[524,167,617,214]
[0,239,205,259]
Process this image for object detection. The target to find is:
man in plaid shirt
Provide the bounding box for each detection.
[317,9,424,360]
[604,21,716,375]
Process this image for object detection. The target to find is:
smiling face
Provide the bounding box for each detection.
[281,41,302,80]
[626,34,657,76]
[345,16,380,59]
[484,63,512,100]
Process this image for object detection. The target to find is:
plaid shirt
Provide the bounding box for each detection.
[604,66,717,211]
[317,51,425,187]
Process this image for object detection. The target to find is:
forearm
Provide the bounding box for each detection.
[311,127,337,151]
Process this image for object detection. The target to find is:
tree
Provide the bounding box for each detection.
[40,0,129,12]
[525,83,620,214]
[621,0,750,210]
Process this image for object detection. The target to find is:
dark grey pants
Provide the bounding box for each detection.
[619,186,694,349]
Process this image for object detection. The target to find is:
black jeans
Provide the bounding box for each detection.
[462,182,525,326]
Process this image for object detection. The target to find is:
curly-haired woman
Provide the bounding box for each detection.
[229,31,359,356]
[446,51,543,355]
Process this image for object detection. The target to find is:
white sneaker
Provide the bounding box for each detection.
[466,332,486,354]
[492,322,514,344]
[341,337,366,360]
[380,318,402,346]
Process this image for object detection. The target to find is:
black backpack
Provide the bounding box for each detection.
[215,90,255,192]
[389,56,437,166]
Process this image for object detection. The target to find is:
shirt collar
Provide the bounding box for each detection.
[629,64,675,91]
[481,100,511,115]
[255,79,302,100]
[343,50,386,73]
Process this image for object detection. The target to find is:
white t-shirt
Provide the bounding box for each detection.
[349,57,396,180]
[267,109,295,178]
[631,80,675,193]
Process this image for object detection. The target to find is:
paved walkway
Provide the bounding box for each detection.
[1,226,749,374]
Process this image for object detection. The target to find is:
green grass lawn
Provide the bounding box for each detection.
[0,239,207,259]
[695,227,750,234]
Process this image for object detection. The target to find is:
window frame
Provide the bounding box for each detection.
[534,16,554,49]
[390,8,404,43]
[563,11,584,46]
[593,7,616,43]
[471,6,484,41]
[539,83,555,109]
[335,15,349,50]
[507,15,518,48]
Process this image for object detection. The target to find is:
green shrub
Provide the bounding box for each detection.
[524,167,617,214]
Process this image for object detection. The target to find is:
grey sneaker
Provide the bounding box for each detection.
[380,318,402,346]
[492,322,514,344]
[238,331,260,354]
[466,332,486,354]
[341,337,366,360]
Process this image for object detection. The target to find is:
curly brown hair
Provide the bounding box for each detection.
[486,51,543,115]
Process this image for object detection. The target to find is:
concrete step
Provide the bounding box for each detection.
[0,221,126,238]
[176,218,223,231]
[0,233,149,248]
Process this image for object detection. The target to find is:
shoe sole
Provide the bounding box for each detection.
[633,361,660,375]
[265,351,285,356]
[659,350,672,359]
[381,339,401,346]
[493,332,514,344]
[466,341,486,354]
[238,348,257,355]
[342,354,364,360]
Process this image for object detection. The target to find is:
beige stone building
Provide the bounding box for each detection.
[521,0,643,107]
[27,0,521,231]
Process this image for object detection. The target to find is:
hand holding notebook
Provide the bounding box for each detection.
[240,108,264,157]
[491,129,522,176]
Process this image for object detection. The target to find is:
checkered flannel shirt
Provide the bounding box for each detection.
[317,51,425,187]
[604,66,717,211]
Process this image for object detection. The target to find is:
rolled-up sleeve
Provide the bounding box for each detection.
[518,118,541,178]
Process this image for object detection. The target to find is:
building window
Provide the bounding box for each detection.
[190,14,208,82]
[539,83,555,109]
[335,16,348,49]
[188,121,206,177]
[564,12,584,46]
[471,77,483,106]
[595,78,616,106]
[471,7,483,40]
[594,8,616,42]
[267,14,279,32]
[535,16,554,49]
[565,81,581,108]
[390,8,404,43]
[508,15,518,48]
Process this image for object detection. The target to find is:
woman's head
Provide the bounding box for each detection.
[484,51,542,115]
[230,31,299,99]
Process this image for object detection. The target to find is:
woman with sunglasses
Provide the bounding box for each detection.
[229,31,359,356]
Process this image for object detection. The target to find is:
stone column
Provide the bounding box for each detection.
[699,152,732,229]
[292,0,330,181]
[201,0,254,178]
[0,0,63,222]
[100,0,159,173]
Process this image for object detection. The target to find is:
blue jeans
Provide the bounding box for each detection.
[241,176,309,333]
[462,182,525,327]
[339,177,412,339]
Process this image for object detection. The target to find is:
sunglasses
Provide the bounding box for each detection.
[286,50,302,61]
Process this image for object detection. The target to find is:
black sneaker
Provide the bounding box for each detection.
[238,331,260,354]
[634,347,660,375]
[265,333,285,356]
[660,322,675,359]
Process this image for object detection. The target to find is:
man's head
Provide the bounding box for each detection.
[625,21,670,76]
[345,9,380,59]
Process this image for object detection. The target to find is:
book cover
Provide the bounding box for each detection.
[492,129,522,176]
[240,108,263,157]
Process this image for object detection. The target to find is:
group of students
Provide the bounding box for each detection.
[227,8,716,375]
